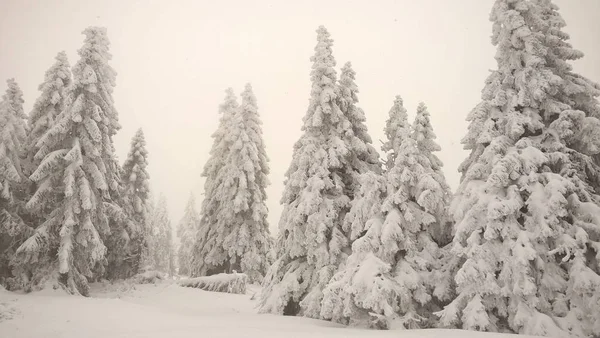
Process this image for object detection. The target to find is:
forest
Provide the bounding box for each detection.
[0,0,599,337]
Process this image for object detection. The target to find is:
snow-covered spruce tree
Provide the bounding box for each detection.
[190,89,238,277]
[151,194,174,276]
[23,52,72,178]
[13,27,127,295]
[201,83,272,282]
[337,62,381,177]
[260,26,377,318]
[322,96,448,329]
[320,170,386,328]
[411,103,453,246]
[177,193,198,276]
[0,79,29,287]
[437,1,600,336]
[0,79,27,199]
[20,53,72,242]
[106,129,150,279]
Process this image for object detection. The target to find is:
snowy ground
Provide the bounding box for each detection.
[0,281,537,338]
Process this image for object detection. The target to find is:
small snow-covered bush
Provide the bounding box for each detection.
[178,273,247,294]
[130,270,165,284]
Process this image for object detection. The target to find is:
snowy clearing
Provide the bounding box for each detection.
[0,281,537,338]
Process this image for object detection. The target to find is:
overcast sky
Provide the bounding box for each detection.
[1,0,599,236]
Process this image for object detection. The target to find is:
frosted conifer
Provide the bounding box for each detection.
[139,191,156,272]
[190,89,239,277]
[23,52,72,177]
[0,79,27,200]
[19,53,72,240]
[0,79,28,287]
[260,26,373,318]
[337,62,381,176]
[151,194,174,275]
[13,27,125,295]
[437,1,600,336]
[322,96,447,329]
[204,83,271,282]
[177,193,198,276]
[106,129,150,278]
[411,103,452,246]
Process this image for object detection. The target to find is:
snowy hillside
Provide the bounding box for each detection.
[0,282,538,338]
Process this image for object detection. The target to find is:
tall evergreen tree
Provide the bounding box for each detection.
[106,129,150,278]
[13,27,125,295]
[321,97,449,329]
[20,52,73,240]
[336,60,384,245]
[204,83,272,282]
[190,89,239,277]
[151,194,174,275]
[177,193,198,276]
[411,103,452,246]
[121,129,150,273]
[260,26,377,318]
[437,1,600,336]
[0,79,29,286]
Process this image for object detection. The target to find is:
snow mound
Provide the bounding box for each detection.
[179,273,248,294]
[0,302,19,323]
[130,270,165,284]
[0,290,20,323]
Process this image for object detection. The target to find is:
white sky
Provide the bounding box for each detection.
[1,0,599,236]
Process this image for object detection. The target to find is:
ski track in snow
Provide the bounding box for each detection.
[0,281,538,338]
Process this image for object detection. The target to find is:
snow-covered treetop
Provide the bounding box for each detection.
[202,88,239,180]
[239,82,269,173]
[28,52,72,127]
[25,52,72,174]
[220,88,239,116]
[154,193,170,226]
[3,79,26,120]
[178,193,198,237]
[412,103,443,171]
[182,193,197,220]
[302,25,339,131]
[239,83,260,126]
[382,95,409,168]
[338,62,360,110]
[413,103,440,152]
[123,128,149,193]
[240,83,257,112]
[459,0,600,181]
[1,79,27,156]
[121,128,150,222]
[72,27,120,135]
[1,78,27,146]
[338,62,381,172]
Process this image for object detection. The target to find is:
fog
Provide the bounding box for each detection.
[1,0,599,234]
